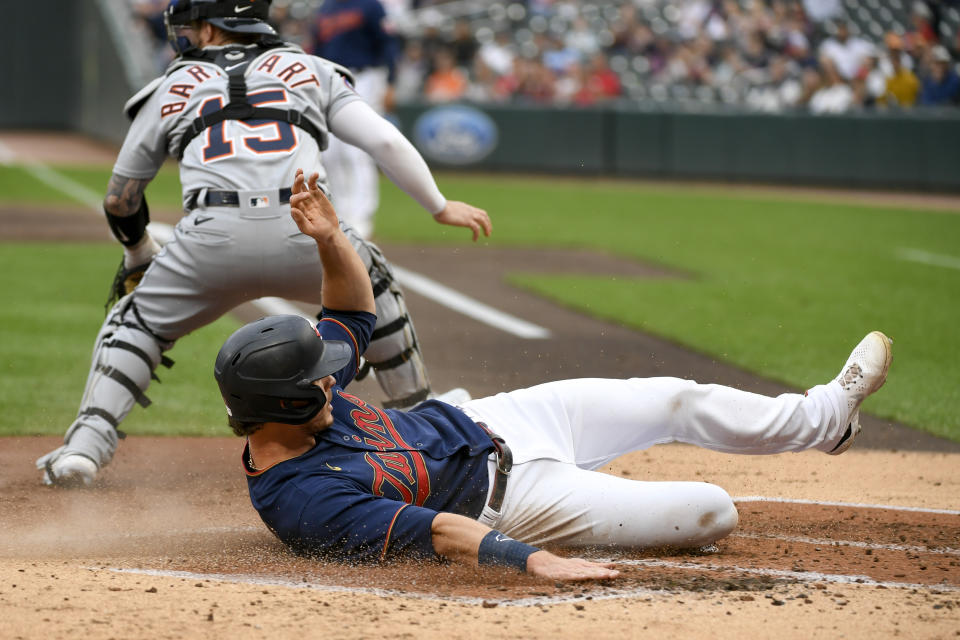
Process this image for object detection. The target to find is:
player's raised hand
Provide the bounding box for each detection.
[525,550,620,582]
[433,201,492,242]
[290,169,339,244]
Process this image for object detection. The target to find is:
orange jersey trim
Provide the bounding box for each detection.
[381,504,408,561]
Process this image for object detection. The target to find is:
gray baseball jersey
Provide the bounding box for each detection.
[115,43,359,205]
[35,42,433,483]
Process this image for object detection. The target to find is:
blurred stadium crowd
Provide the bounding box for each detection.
[132,0,960,113]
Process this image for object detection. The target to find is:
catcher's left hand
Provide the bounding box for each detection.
[105,258,150,312]
[433,200,492,242]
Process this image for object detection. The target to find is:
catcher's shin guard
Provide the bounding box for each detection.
[342,226,431,408]
[37,295,173,476]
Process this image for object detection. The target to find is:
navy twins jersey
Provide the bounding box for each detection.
[310,0,396,77]
[244,308,494,562]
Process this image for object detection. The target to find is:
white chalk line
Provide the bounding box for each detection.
[734,496,960,516]
[392,265,551,339]
[103,556,958,609]
[730,532,960,557]
[896,247,960,271]
[0,140,103,212]
[615,559,960,593]
[0,140,17,165]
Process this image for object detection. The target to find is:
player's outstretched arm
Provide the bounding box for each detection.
[328,101,491,241]
[289,169,375,315]
[431,512,619,581]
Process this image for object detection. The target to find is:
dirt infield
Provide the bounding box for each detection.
[2,437,958,639]
[2,134,959,638]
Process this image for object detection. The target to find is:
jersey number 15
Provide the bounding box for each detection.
[200,89,297,162]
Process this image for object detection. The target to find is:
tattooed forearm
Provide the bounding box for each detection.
[103,174,150,216]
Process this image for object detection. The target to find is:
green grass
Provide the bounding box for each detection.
[0,163,183,209]
[376,175,960,441]
[1,165,958,441]
[0,243,239,436]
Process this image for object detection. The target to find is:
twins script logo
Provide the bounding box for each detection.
[339,392,431,506]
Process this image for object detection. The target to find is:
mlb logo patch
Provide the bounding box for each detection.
[250,196,270,208]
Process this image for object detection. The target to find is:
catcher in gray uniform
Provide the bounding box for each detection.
[36,0,491,487]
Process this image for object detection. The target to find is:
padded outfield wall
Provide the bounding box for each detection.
[396,103,960,192]
[0,0,155,144]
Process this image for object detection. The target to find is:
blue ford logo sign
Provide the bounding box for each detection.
[413,106,498,165]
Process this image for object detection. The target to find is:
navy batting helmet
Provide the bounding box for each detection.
[214,315,352,426]
[164,0,276,54]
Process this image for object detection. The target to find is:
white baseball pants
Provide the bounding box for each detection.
[324,67,390,239]
[459,377,849,549]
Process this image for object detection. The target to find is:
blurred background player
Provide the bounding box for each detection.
[310,0,399,239]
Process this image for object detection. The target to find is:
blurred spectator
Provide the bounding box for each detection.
[609,3,641,53]
[565,17,601,58]
[742,30,772,70]
[424,47,468,102]
[380,0,414,25]
[782,4,814,63]
[906,1,939,49]
[802,0,842,24]
[541,33,580,75]
[809,58,855,113]
[131,0,174,73]
[418,24,447,75]
[745,55,804,112]
[518,59,557,103]
[395,39,428,102]
[463,56,496,103]
[554,62,582,104]
[880,32,917,74]
[819,21,875,81]
[478,30,516,77]
[266,0,960,115]
[449,19,479,68]
[919,45,960,105]
[572,52,622,105]
[862,51,889,105]
[881,36,921,108]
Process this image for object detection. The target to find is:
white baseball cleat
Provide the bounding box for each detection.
[432,387,472,406]
[43,454,99,487]
[827,331,893,455]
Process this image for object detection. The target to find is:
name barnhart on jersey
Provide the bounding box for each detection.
[160,53,322,118]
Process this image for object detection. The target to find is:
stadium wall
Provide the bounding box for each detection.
[397,104,960,192]
[1,0,152,143]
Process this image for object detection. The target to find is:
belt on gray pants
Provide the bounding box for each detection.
[475,421,512,513]
[186,188,292,211]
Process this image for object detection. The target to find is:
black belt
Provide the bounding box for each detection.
[186,188,292,211]
[476,421,512,513]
